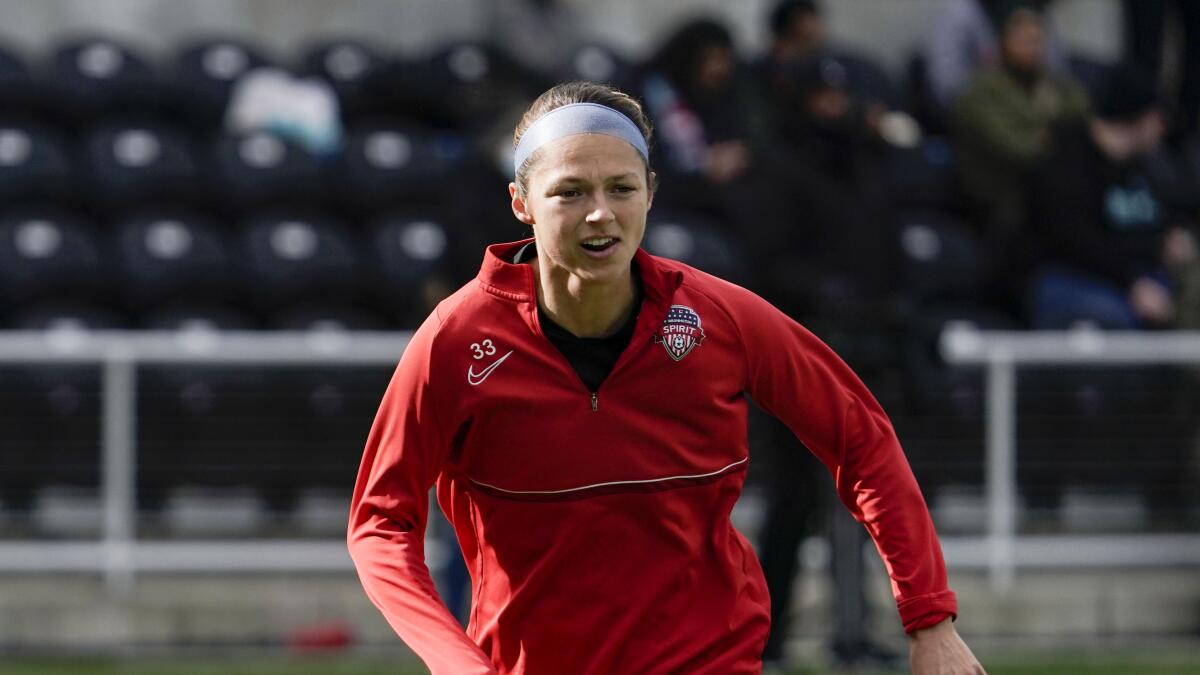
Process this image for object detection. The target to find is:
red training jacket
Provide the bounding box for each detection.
[348,239,957,675]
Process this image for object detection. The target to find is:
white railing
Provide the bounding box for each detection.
[1,328,1197,596]
[0,329,413,596]
[940,326,1200,592]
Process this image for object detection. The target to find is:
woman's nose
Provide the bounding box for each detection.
[585,194,614,223]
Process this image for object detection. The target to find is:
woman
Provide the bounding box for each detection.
[348,81,983,674]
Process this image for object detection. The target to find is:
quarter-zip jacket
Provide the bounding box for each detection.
[348,239,957,675]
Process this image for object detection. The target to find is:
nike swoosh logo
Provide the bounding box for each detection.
[467,350,514,386]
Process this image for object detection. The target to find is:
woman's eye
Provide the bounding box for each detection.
[558,189,580,198]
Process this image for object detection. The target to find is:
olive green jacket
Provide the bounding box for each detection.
[952,67,1090,230]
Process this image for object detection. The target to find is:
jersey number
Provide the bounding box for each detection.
[470,339,497,360]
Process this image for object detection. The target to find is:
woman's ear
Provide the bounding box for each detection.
[509,182,534,225]
[646,171,657,212]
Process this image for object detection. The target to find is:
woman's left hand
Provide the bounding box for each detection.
[909,618,986,675]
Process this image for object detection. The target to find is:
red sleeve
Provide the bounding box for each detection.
[347,312,498,674]
[731,288,958,633]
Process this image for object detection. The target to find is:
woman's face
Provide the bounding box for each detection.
[510,133,653,286]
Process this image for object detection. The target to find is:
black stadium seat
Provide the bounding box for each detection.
[81,122,199,213]
[0,43,62,126]
[136,304,263,510]
[644,213,750,286]
[365,212,455,324]
[897,305,1021,494]
[46,37,172,129]
[0,209,108,306]
[333,121,465,216]
[895,209,986,304]
[113,210,234,310]
[889,137,960,211]
[0,41,27,78]
[557,44,635,90]
[0,122,73,205]
[168,38,272,133]
[239,211,360,312]
[266,304,394,508]
[1016,365,1193,515]
[208,131,324,214]
[301,39,385,124]
[0,303,127,511]
[364,42,544,132]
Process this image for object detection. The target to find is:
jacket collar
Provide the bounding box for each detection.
[476,238,683,307]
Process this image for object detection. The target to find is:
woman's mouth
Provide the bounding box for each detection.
[580,236,620,258]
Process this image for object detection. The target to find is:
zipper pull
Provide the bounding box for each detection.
[590,392,598,412]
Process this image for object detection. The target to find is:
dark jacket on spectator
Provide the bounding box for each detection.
[1027,121,1167,287]
[953,66,1089,232]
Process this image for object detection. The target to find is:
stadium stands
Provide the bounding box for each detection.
[0,20,1190,544]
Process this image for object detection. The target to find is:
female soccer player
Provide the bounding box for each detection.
[348,81,984,674]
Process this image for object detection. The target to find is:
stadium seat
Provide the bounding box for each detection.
[300,38,385,124]
[889,137,960,211]
[1017,365,1193,517]
[238,211,360,312]
[161,486,268,535]
[136,304,266,511]
[168,37,272,133]
[0,208,108,305]
[0,121,73,206]
[894,209,986,304]
[0,303,126,513]
[898,304,1021,493]
[363,42,543,132]
[0,45,65,133]
[46,36,170,129]
[332,121,467,217]
[556,44,635,90]
[644,212,751,286]
[266,305,393,508]
[81,121,199,213]
[0,41,28,79]
[364,212,455,324]
[207,131,324,214]
[113,210,234,311]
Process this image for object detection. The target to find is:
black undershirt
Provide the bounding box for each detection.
[514,242,642,392]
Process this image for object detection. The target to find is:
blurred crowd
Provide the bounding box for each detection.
[0,0,1197,338]
[630,0,1200,338]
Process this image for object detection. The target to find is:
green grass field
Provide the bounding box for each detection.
[2,649,1198,675]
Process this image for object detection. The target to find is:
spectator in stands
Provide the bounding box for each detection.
[765,0,900,110]
[638,18,760,201]
[751,49,898,320]
[636,18,787,289]
[922,0,1068,117]
[951,2,1089,262]
[489,0,582,75]
[1026,64,1199,329]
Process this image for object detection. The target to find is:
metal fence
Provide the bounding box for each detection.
[940,326,1200,591]
[0,327,1197,597]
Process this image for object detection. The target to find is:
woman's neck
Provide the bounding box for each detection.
[531,257,638,338]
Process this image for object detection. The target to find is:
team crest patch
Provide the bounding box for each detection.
[657,304,706,361]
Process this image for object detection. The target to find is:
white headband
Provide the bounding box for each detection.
[512,102,649,175]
